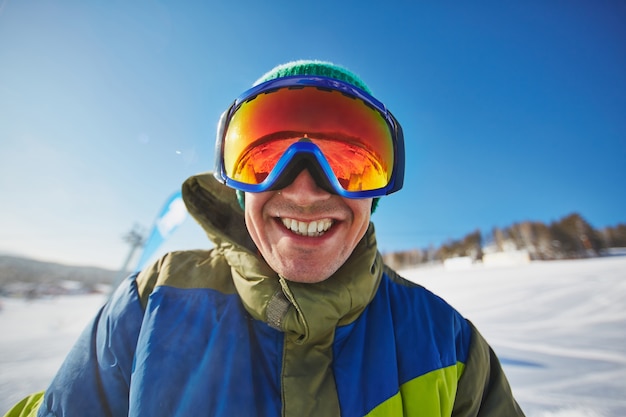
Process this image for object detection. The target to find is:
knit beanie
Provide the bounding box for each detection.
[235,60,381,213]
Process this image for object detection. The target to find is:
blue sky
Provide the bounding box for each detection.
[0,0,624,270]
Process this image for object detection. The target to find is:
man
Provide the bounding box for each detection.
[6,60,525,416]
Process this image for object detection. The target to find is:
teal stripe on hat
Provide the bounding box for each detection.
[254,60,372,94]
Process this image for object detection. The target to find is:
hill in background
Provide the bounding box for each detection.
[0,255,117,298]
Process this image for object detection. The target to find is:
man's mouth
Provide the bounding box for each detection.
[280,217,334,237]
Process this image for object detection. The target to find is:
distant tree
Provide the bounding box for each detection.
[483,227,506,252]
[382,248,427,270]
[533,222,554,259]
[462,230,483,260]
[436,229,483,261]
[599,224,626,248]
[426,244,438,263]
[436,240,456,261]
[503,224,524,250]
[549,213,602,258]
[616,225,626,246]
[506,221,553,260]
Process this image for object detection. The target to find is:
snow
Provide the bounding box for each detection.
[1,256,625,416]
[0,294,107,413]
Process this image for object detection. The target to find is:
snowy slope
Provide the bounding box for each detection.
[1,256,624,416]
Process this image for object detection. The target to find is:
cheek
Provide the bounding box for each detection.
[244,209,258,244]
[353,200,372,223]
[244,193,269,247]
[348,199,372,239]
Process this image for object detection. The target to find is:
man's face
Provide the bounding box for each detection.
[245,170,372,283]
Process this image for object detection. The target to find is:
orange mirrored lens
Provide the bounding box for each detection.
[223,87,394,191]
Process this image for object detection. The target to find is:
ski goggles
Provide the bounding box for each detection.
[214,75,405,198]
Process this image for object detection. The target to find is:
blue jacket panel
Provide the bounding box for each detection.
[333,275,470,416]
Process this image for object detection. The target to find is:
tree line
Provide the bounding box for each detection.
[382,213,626,270]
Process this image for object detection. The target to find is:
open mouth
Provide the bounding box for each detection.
[280,217,334,237]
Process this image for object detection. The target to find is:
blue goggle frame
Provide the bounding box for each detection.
[213,75,405,198]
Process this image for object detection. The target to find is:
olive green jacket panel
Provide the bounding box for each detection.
[452,322,525,416]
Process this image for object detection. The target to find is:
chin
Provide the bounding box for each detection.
[278,264,337,284]
[282,274,332,284]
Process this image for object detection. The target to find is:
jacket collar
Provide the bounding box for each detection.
[182,173,383,343]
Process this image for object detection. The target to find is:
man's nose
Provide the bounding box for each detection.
[279,169,332,205]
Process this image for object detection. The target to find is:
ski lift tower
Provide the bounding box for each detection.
[110,224,145,296]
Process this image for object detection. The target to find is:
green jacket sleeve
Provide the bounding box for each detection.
[452,322,526,416]
[2,391,44,417]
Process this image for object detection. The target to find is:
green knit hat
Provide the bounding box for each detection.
[236,60,381,213]
[254,60,372,93]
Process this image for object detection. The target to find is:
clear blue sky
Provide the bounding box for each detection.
[1,0,624,270]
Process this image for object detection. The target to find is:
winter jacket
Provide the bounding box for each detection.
[4,173,524,417]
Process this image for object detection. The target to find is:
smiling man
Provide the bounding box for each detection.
[6,61,525,417]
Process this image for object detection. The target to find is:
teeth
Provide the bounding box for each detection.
[281,218,333,237]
